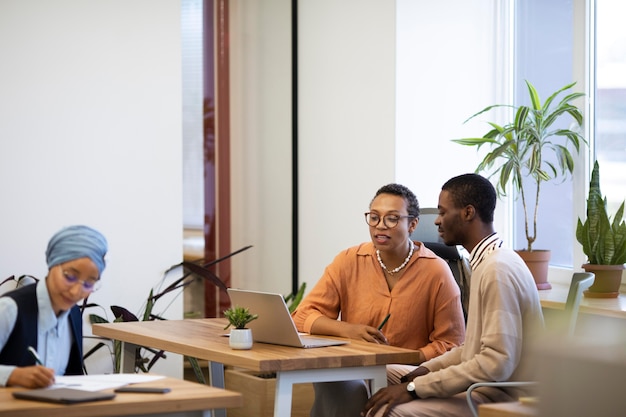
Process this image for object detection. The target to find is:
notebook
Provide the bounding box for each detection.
[227,288,349,348]
[12,388,116,404]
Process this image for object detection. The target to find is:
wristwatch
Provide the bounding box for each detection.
[406,381,419,399]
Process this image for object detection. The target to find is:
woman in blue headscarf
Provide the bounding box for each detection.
[0,225,108,388]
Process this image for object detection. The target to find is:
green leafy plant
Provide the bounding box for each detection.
[223,306,258,330]
[576,160,626,265]
[285,281,306,314]
[84,245,253,382]
[453,80,585,251]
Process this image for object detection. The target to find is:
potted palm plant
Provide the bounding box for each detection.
[224,305,258,349]
[453,80,585,289]
[576,160,626,298]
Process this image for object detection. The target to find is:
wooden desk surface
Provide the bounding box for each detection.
[539,282,626,320]
[479,401,537,417]
[0,377,242,417]
[92,318,421,373]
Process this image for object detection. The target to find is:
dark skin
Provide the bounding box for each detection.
[310,193,419,345]
[363,189,494,417]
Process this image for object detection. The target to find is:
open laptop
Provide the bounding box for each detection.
[227,288,349,348]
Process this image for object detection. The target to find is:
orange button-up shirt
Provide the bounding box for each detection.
[292,241,465,361]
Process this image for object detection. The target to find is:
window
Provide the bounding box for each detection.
[513,0,625,272]
[595,0,626,215]
[513,0,576,267]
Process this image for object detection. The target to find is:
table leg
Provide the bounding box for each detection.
[208,361,225,388]
[273,366,387,417]
[120,341,138,373]
[119,344,225,417]
[207,361,226,417]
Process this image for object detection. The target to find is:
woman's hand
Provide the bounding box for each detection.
[7,366,55,388]
[341,322,389,344]
[311,317,389,344]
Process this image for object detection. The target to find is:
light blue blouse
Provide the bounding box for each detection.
[0,281,73,386]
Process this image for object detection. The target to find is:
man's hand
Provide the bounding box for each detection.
[400,365,430,382]
[7,366,55,388]
[362,382,414,417]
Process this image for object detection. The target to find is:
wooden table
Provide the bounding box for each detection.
[479,401,537,417]
[0,377,242,417]
[93,318,420,417]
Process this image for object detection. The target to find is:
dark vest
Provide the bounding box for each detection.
[0,283,84,375]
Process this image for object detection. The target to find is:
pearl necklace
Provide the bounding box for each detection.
[377,240,414,275]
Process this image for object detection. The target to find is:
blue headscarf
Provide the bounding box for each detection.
[45,225,108,275]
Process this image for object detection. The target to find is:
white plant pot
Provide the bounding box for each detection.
[229,328,253,350]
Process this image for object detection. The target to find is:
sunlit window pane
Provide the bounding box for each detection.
[514,0,575,267]
[595,0,626,215]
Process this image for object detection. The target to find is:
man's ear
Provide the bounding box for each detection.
[463,205,476,221]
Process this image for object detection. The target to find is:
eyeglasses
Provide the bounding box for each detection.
[61,269,101,292]
[364,212,415,229]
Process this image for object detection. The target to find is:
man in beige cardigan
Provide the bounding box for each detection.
[363,174,544,417]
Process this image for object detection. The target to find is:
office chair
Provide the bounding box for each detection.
[412,208,443,244]
[411,208,471,321]
[464,272,596,417]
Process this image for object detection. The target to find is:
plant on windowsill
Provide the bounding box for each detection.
[576,160,626,298]
[453,80,586,289]
[224,305,258,350]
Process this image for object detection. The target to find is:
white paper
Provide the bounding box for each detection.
[52,373,165,391]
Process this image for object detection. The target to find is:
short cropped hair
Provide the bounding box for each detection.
[371,183,420,219]
[441,174,496,223]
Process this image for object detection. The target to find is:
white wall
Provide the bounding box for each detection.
[0,0,508,377]
[229,0,294,294]
[297,0,398,289]
[0,0,184,377]
[229,0,500,294]
[230,0,399,293]
[395,0,500,208]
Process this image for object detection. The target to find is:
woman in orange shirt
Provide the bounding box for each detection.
[292,183,465,417]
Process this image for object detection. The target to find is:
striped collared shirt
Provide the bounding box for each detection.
[469,232,503,271]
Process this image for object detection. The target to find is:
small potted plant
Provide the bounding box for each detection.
[224,305,258,349]
[576,160,626,298]
[453,80,585,289]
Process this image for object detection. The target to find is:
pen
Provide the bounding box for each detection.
[377,313,391,330]
[27,346,43,366]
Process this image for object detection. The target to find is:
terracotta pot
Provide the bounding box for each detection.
[581,263,625,298]
[516,249,552,290]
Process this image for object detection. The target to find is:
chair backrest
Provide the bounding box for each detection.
[412,208,442,243]
[411,208,471,322]
[562,272,595,337]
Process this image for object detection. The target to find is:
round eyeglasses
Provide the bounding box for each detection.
[364,212,414,229]
[61,269,101,292]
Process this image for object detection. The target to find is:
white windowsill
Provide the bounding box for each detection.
[542,266,626,320]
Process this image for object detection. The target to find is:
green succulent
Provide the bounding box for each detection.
[223,306,259,330]
[576,160,626,265]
